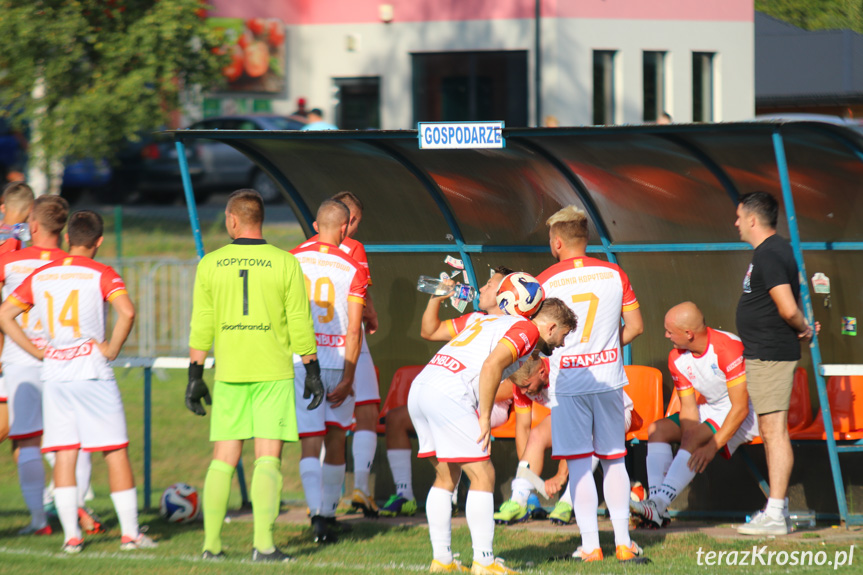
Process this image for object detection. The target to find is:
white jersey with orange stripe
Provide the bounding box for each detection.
[413,314,538,409]
[10,256,128,383]
[538,256,639,396]
[290,241,368,370]
[669,328,747,411]
[0,246,68,367]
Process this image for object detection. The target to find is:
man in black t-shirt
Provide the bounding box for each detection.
[733,192,813,536]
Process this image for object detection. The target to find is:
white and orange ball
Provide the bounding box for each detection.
[496,272,544,318]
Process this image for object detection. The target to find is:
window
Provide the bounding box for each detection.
[334,77,381,130]
[593,50,617,125]
[412,51,528,127]
[643,51,666,122]
[692,52,715,122]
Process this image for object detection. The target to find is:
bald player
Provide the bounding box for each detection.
[292,199,368,543]
[630,302,758,528]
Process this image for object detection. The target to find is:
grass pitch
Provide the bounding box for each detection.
[0,370,858,574]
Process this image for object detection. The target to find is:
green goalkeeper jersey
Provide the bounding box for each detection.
[189,238,316,382]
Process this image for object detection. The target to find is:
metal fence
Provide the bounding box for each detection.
[103,258,198,358]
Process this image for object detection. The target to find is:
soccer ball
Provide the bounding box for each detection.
[160,482,200,523]
[496,272,544,318]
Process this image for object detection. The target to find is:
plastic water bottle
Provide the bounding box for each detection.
[788,509,816,529]
[416,275,476,301]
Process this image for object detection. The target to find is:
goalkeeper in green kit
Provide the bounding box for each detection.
[185,189,323,562]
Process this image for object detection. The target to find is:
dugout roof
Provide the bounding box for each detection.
[168,121,863,377]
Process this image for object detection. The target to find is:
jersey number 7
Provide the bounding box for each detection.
[571,292,599,343]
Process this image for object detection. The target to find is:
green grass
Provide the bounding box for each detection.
[93,208,306,259]
[0,368,858,573]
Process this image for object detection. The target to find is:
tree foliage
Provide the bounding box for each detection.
[0,0,226,168]
[756,0,863,34]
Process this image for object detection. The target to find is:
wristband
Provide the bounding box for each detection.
[189,362,204,380]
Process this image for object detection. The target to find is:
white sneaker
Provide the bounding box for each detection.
[737,510,788,536]
[120,533,158,550]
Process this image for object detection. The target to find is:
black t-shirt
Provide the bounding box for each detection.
[736,234,801,361]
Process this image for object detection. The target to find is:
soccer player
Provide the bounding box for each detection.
[734,192,813,536]
[537,205,646,564]
[631,302,758,528]
[291,199,368,543]
[409,297,576,574]
[0,196,74,535]
[0,181,34,445]
[0,210,153,553]
[493,353,637,526]
[379,267,515,518]
[301,191,381,515]
[185,189,321,562]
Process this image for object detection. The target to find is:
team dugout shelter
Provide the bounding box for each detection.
[168,119,863,526]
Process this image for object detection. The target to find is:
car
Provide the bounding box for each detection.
[108,132,205,204]
[185,114,307,203]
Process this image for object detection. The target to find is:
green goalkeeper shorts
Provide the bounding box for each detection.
[210,379,298,442]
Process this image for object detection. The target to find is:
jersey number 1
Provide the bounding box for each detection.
[239,269,249,315]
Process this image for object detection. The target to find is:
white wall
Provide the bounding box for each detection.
[281,17,753,129]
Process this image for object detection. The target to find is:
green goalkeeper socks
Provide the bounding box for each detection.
[251,456,282,553]
[203,459,235,554]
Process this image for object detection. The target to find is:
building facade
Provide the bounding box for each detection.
[208,0,754,128]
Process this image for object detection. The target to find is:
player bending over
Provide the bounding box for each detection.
[380,267,515,518]
[494,353,637,526]
[631,302,758,528]
[0,210,154,553]
[409,297,576,574]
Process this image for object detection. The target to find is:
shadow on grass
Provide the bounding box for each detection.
[499,527,671,565]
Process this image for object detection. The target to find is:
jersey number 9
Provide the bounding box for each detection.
[304,274,335,324]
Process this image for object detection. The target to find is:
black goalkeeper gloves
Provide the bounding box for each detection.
[304,359,324,410]
[185,362,212,416]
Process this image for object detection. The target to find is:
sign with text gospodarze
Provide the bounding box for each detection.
[418,122,505,150]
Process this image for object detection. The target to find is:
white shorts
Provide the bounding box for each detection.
[491,399,512,429]
[0,375,6,402]
[551,388,627,460]
[42,378,129,453]
[6,365,44,440]
[354,351,380,406]
[408,384,489,463]
[698,401,760,458]
[294,364,356,437]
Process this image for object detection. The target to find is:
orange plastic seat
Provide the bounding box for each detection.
[375,365,425,434]
[787,367,813,433]
[623,365,664,442]
[491,401,551,439]
[791,376,863,441]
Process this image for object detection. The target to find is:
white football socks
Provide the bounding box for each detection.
[466,490,495,566]
[300,457,323,516]
[110,487,139,540]
[569,457,600,552]
[655,449,697,512]
[559,478,572,506]
[646,442,674,499]
[601,458,632,547]
[54,486,81,542]
[426,487,454,565]
[386,449,414,500]
[510,476,532,507]
[321,463,346,518]
[352,430,377,496]
[76,451,92,507]
[18,447,46,528]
